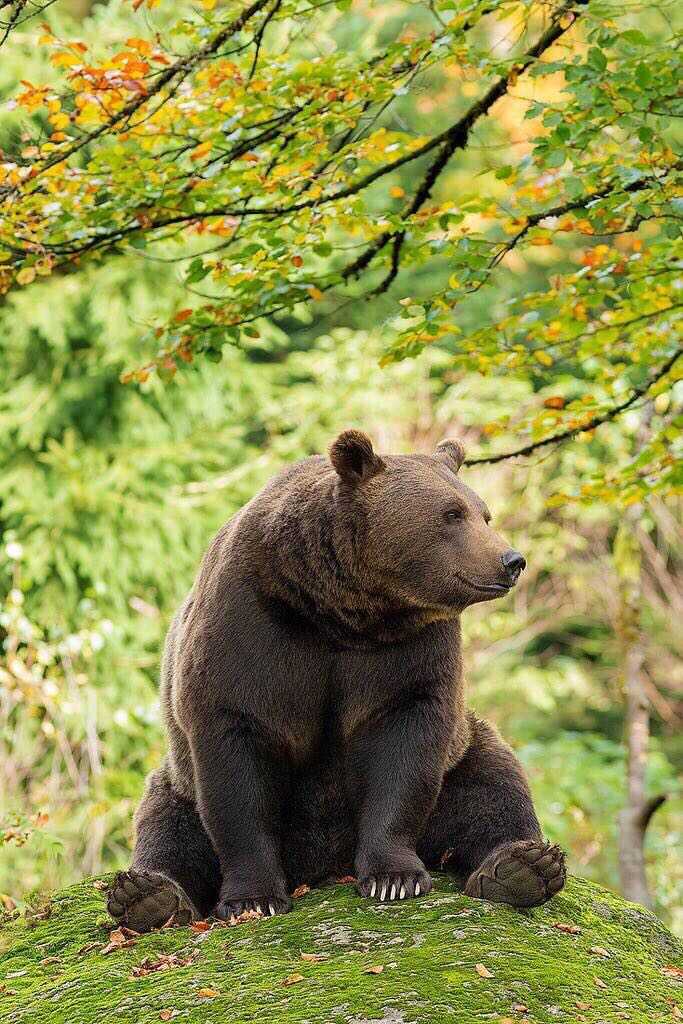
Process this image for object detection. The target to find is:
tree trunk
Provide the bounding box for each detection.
[615,515,666,908]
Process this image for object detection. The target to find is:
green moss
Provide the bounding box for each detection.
[0,875,681,1024]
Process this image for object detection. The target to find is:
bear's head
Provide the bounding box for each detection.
[329,429,525,614]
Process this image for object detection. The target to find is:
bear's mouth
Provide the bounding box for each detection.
[455,572,510,595]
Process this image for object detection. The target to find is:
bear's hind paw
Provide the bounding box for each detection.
[107,869,199,933]
[464,839,566,908]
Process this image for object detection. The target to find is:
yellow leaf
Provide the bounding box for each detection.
[49,112,70,130]
[16,267,36,286]
[475,963,494,978]
[282,973,305,986]
[308,287,324,300]
[534,350,554,367]
[197,988,219,998]
[390,186,405,198]
[51,51,81,68]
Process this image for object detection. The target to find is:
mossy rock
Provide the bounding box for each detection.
[0,874,681,1024]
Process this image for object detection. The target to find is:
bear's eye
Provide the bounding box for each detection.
[444,508,464,524]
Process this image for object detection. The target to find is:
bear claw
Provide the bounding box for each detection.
[107,869,199,933]
[358,869,432,902]
[213,894,292,921]
[464,839,566,908]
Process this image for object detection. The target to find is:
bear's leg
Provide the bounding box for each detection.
[350,694,453,903]
[187,712,293,920]
[417,716,566,908]
[107,765,220,932]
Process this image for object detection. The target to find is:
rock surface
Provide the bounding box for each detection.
[0,874,681,1024]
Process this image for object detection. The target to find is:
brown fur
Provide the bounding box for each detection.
[111,431,565,929]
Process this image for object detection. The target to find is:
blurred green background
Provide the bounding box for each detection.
[0,0,680,934]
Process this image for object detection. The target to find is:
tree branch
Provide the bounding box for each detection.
[463,347,683,466]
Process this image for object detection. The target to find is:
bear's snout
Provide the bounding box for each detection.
[501,549,526,584]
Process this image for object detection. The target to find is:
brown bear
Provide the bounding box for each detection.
[108,431,565,930]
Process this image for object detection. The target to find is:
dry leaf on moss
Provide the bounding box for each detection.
[282,973,305,986]
[553,922,581,935]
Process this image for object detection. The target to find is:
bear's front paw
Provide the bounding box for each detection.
[464,839,566,908]
[356,849,432,902]
[213,893,292,921]
[358,869,433,901]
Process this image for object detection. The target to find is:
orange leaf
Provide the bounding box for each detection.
[291,884,310,898]
[543,397,566,410]
[197,988,219,998]
[364,965,384,975]
[174,308,193,322]
[291,255,303,268]
[548,921,581,937]
[390,186,405,198]
[282,973,305,986]
[191,141,213,161]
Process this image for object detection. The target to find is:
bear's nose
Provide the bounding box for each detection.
[501,549,526,583]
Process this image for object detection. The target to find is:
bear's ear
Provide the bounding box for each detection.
[329,430,385,484]
[434,438,466,474]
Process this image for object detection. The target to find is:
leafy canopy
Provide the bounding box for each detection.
[1,0,681,503]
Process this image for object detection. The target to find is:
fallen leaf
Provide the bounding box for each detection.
[575,1002,591,1010]
[552,921,581,935]
[197,988,219,998]
[662,965,683,979]
[92,880,108,891]
[475,963,494,978]
[39,956,61,965]
[291,885,311,899]
[227,907,262,925]
[77,942,102,954]
[543,396,566,409]
[364,965,384,975]
[282,973,305,986]
[336,875,356,884]
[190,920,211,932]
[101,927,138,954]
[159,1012,174,1021]
[589,946,611,958]
[595,977,608,990]
[512,1006,529,1014]
[131,952,195,978]
[300,952,328,962]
